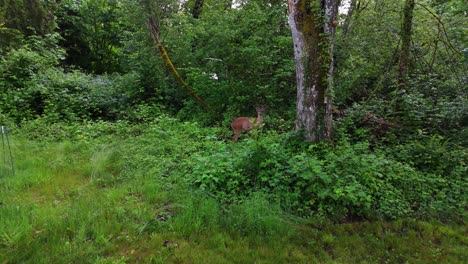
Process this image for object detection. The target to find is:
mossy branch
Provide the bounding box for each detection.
[147,17,211,110]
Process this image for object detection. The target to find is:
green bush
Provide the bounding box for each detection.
[191,132,466,221]
[0,35,145,123]
[0,34,64,121]
[387,134,467,219]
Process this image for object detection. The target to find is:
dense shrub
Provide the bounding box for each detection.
[31,69,135,122]
[191,132,466,221]
[0,34,145,123]
[0,35,64,121]
[1,65,142,123]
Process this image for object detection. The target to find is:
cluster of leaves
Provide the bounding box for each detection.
[398,74,467,139]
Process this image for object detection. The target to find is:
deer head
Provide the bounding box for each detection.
[231,106,266,142]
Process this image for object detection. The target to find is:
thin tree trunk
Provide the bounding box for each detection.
[397,0,415,92]
[324,0,340,140]
[343,0,356,36]
[288,0,338,142]
[429,25,441,73]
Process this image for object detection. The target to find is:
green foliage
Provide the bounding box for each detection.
[0,32,147,123]
[12,112,464,222]
[55,0,126,73]
[220,193,291,239]
[388,134,467,218]
[398,74,467,136]
[191,130,466,221]
[335,1,402,103]
[17,119,142,143]
[0,34,65,121]
[171,193,220,237]
[159,2,294,121]
[0,0,56,50]
[334,0,466,117]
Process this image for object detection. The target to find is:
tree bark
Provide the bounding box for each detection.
[288,0,339,142]
[397,0,415,92]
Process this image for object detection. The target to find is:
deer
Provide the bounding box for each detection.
[231,106,266,142]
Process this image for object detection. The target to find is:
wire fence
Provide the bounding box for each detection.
[1,125,15,177]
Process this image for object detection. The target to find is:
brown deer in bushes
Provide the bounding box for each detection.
[231,106,266,142]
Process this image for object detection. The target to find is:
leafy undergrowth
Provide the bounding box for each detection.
[0,118,466,263]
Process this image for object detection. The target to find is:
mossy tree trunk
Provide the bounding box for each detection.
[398,0,416,92]
[288,0,339,142]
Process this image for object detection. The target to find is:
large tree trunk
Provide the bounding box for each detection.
[398,0,415,91]
[288,0,339,142]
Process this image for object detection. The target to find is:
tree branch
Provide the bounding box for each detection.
[146,17,211,110]
[416,2,462,56]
